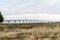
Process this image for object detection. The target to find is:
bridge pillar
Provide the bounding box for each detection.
[8,21,10,23]
[14,20,16,23]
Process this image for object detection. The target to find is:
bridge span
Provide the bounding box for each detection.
[3,20,46,23]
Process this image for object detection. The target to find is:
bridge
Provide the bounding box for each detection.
[3,20,46,23]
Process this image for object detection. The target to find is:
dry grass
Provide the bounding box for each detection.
[28,34,39,40]
[0,22,60,40]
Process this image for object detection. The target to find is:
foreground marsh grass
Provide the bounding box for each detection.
[0,22,60,40]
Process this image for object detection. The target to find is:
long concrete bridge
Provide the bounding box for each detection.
[3,20,46,23]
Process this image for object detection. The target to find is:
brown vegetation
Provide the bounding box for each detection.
[0,22,60,40]
[29,35,38,40]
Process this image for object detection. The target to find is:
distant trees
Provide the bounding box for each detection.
[0,12,4,23]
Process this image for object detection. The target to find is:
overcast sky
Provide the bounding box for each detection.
[0,0,60,21]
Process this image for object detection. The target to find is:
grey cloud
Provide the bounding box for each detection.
[0,0,60,21]
[1,0,60,15]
